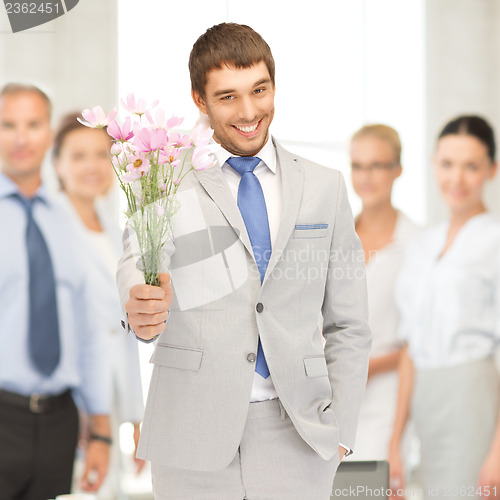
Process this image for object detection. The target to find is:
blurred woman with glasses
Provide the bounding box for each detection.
[347,124,419,463]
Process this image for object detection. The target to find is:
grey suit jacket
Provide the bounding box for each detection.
[116,138,371,471]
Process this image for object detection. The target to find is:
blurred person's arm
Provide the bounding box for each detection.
[133,422,146,473]
[81,414,111,492]
[388,345,414,499]
[477,412,500,497]
[368,348,404,380]
[476,251,500,497]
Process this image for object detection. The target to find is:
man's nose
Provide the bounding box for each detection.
[14,127,29,146]
[237,97,257,122]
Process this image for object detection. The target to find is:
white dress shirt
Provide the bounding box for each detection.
[397,212,500,370]
[215,137,280,402]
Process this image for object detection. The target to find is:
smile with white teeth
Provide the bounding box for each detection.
[234,122,259,133]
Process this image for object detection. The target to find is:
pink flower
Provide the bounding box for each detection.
[146,108,184,130]
[122,152,151,182]
[191,123,215,148]
[133,127,168,152]
[121,94,159,116]
[107,117,134,142]
[78,106,117,129]
[110,143,122,156]
[168,131,193,149]
[173,178,180,186]
[156,203,165,216]
[158,151,181,169]
[191,145,218,171]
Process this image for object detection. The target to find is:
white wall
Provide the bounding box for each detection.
[0,0,119,194]
[425,0,500,224]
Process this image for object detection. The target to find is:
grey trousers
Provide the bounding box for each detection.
[151,399,339,500]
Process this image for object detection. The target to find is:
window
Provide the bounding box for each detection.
[119,0,425,223]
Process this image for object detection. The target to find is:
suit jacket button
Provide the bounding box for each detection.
[247,352,257,363]
[256,303,264,313]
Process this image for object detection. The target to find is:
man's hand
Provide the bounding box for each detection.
[338,445,347,461]
[126,273,173,340]
[80,440,109,492]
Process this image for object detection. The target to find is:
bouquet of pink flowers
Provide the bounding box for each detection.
[80,94,219,286]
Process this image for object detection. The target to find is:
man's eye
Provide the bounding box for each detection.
[254,88,264,94]
[221,95,234,101]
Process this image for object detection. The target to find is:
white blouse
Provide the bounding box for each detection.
[396,212,500,370]
[366,211,420,357]
[347,211,419,460]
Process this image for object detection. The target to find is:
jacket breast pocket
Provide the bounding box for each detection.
[293,224,328,239]
[150,344,203,371]
[303,356,329,377]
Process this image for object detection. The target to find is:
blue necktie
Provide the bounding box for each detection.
[226,156,271,379]
[13,194,60,376]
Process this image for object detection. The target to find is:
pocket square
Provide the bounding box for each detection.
[294,224,328,230]
[293,224,329,239]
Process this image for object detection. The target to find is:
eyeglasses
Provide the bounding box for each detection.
[351,162,399,172]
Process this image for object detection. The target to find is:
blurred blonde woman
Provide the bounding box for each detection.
[52,112,145,499]
[389,116,500,499]
[348,124,419,461]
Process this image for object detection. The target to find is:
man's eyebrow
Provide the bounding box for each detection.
[212,78,272,98]
[253,78,272,87]
[213,88,236,98]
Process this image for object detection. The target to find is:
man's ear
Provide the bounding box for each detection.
[191,90,208,115]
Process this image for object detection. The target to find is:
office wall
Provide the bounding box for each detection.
[425,0,500,223]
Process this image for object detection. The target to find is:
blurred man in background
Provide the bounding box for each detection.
[0,83,110,500]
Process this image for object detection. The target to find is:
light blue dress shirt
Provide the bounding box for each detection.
[0,172,109,415]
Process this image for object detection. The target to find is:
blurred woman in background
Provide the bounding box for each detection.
[389,115,500,499]
[52,112,145,499]
[348,124,419,461]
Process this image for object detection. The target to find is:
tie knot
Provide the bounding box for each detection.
[11,193,36,214]
[226,156,261,176]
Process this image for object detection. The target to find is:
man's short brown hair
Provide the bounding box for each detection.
[0,83,52,120]
[189,23,275,98]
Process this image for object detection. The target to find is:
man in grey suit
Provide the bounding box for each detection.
[118,23,371,500]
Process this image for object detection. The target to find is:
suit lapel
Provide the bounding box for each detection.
[264,140,304,282]
[194,140,304,279]
[194,164,254,256]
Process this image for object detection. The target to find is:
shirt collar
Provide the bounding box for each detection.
[214,135,277,174]
[0,170,50,204]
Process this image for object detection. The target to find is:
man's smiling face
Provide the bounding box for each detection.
[192,60,275,157]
